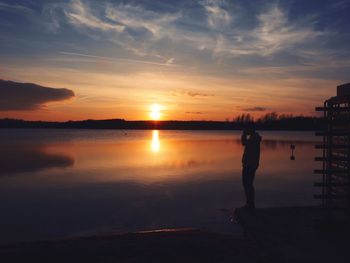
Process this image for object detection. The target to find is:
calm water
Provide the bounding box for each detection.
[0,129,320,244]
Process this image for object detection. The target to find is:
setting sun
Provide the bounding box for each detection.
[150,103,161,120]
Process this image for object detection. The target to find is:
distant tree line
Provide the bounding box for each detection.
[0,114,325,131]
[231,112,324,130]
[233,112,300,123]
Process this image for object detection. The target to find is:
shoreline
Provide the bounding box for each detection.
[0,118,324,131]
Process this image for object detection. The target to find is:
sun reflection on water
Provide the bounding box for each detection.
[151,130,160,153]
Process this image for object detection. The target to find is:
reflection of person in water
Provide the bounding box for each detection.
[241,122,262,209]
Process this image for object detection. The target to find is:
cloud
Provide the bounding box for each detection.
[0,79,75,111]
[202,0,232,29]
[333,0,350,8]
[166,57,175,65]
[59,51,177,67]
[0,2,63,32]
[0,2,32,13]
[252,5,322,55]
[62,0,181,38]
[185,111,203,114]
[1,0,343,86]
[172,90,215,98]
[187,91,214,97]
[64,0,124,33]
[209,4,323,57]
[105,2,181,38]
[242,107,267,112]
[41,0,325,64]
[48,0,181,57]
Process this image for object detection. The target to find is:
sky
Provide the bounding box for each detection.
[0,0,349,121]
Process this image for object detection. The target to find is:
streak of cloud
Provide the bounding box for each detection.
[186,91,214,97]
[59,51,178,67]
[242,107,267,112]
[185,111,203,114]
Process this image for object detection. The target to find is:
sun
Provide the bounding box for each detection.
[150,103,161,120]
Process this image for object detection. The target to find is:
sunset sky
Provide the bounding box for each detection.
[0,0,349,121]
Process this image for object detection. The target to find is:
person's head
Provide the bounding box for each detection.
[243,122,256,135]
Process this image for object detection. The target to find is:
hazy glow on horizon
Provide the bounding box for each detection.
[0,0,349,121]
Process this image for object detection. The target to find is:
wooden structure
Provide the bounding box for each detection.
[315,83,350,221]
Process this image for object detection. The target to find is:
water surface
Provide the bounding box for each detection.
[0,129,320,244]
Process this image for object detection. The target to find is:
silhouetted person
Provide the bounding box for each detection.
[241,122,261,209]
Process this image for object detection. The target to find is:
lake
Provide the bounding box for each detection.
[0,129,321,244]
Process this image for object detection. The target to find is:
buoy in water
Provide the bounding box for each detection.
[290,144,295,160]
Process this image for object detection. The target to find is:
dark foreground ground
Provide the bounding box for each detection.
[0,228,259,263]
[2,206,350,263]
[235,206,350,263]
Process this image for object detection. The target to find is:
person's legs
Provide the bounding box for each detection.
[242,165,257,208]
[247,167,255,208]
[242,166,249,205]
